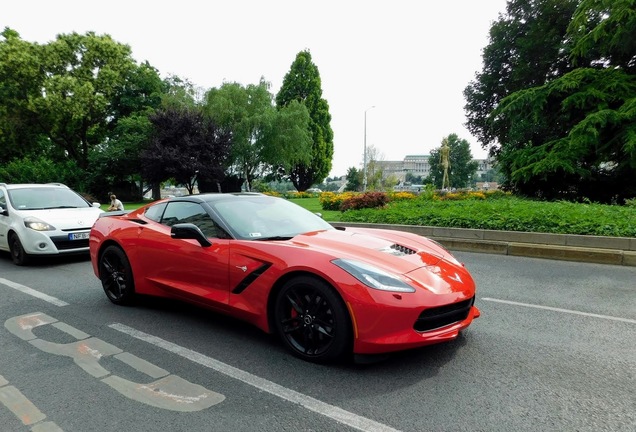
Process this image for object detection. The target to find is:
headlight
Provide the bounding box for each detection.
[332,259,416,293]
[24,217,56,231]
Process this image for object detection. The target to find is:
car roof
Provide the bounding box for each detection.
[0,183,70,190]
[167,192,266,204]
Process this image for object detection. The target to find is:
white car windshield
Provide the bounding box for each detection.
[8,187,92,210]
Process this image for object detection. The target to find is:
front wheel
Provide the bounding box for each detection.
[99,245,135,305]
[274,276,351,363]
[9,234,30,266]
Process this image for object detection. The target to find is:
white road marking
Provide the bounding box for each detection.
[0,278,68,307]
[110,323,401,432]
[482,297,636,324]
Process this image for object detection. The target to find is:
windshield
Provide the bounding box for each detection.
[211,195,333,240]
[8,187,92,210]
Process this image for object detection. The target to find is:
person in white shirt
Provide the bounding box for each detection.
[107,194,124,211]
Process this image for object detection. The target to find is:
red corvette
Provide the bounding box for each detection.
[89,193,479,363]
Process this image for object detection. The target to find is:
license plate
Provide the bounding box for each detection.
[69,232,90,240]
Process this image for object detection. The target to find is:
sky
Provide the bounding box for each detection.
[3,0,509,178]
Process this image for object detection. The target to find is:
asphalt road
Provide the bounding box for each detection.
[0,250,634,432]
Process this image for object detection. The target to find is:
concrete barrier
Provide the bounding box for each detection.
[330,222,636,267]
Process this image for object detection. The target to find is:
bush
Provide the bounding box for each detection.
[320,192,357,210]
[340,191,389,211]
[337,195,636,237]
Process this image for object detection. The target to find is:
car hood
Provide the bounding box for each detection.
[294,228,455,274]
[17,207,104,229]
[287,228,474,294]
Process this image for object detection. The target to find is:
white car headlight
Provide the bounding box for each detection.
[332,259,416,293]
[24,217,56,231]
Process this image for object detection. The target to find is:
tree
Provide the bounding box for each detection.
[405,172,424,184]
[428,134,478,189]
[489,0,636,201]
[87,113,154,200]
[363,144,384,191]
[204,80,311,191]
[463,0,579,152]
[0,28,55,163]
[0,29,166,195]
[276,50,334,191]
[87,63,166,199]
[31,32,143,170]
[344,167,362,192]
[141,107,232,194]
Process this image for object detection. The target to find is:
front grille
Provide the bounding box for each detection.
[50,235,89,251]
[414,296,475,332]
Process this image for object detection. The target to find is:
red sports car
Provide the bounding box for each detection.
[89,193,479,363]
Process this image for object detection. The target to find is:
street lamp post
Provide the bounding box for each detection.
[363,106,375,192]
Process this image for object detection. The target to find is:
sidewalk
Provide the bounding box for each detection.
[330,222,636,267]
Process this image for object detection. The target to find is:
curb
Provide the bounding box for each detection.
[330,222,636,267]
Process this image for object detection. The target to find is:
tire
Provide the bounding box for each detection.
[99,245,135,305]
[9,234,30,266]
[274,276,351,363]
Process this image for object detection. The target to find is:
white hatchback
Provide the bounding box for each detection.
[0,183,104,265]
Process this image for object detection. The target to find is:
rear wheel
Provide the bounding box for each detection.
[99,245,135,305]
[9,234,30,266]
[274,276,351,363]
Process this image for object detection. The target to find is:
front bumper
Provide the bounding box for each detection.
[18,228,91,255]
[349,294,481,355]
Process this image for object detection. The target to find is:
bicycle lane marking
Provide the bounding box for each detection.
[2,277,402,431]
[4,312,224,412]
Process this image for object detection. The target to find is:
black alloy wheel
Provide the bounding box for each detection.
[99,245,135,305]
[9,234,30,266]
[274,276,351,363]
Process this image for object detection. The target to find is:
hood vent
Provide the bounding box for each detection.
[380,243,417,256]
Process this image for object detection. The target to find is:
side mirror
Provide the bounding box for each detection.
[0,206,7,216]
[92,202,101,208]
[171,223,212,247]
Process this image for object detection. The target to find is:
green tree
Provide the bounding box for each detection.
[405,172,424,184]
[344,167,362,192]
[428,134,478,189]
[276,50,334,191]
[491,0,636,201]
[463,0,579,151]
[87,63,165,199]
[32,32,143,170]
[204,80,311,191]
[0,28,54,163]
[0,156,82,186]
[363,144,385,191]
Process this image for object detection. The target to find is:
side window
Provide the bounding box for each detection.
[161,202,228,239]
[145,202,167,222]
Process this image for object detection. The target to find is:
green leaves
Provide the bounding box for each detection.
[467,0,636,202]
[276,50,334,191]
